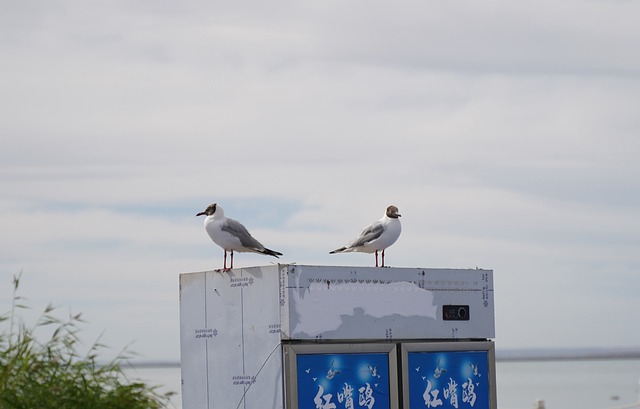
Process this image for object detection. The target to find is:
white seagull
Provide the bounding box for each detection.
[330,205,402,267]
[196,203,282,271]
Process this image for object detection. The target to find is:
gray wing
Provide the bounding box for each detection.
[348,221,384,248]
[222,218,265,250]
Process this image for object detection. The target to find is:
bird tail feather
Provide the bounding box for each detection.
[262,248,282,258]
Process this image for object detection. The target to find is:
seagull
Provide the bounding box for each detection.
[434,358,446,378]
[326,368,341,380]
[329,205,401,267]
[434,367,447,379]
[196,203,283,271]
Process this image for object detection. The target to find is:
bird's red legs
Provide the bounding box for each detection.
[375,250,379,267]
[220,250,232,272]
[381,249,386,267]
[223,250,227,270]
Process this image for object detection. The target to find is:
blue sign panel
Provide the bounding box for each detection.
[406,350,490,409]
[296,352,391,409]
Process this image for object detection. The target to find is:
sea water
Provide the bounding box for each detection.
[496,359,640,409]
[126,359,640,409]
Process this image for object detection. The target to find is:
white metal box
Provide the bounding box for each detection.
[179,264,494,409]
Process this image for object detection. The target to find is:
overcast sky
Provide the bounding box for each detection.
[1,0,639,363]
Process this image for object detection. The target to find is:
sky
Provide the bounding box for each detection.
[1,0,639,362]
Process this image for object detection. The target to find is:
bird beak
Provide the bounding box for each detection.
[397,213,402,217]
[196,211,205,217]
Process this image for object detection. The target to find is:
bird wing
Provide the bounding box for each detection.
[221,219,265,251]
[348,221,384,248]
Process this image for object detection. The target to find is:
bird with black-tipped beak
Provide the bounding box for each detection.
[330,205,402,267]
[196,203,282,271]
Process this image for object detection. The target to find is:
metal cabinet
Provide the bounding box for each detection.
[180,264,496,409]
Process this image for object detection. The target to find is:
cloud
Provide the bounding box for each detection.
[1,0,639,364]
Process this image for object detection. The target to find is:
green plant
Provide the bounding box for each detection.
[0,272,174,409]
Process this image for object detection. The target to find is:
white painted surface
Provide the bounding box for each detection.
[289,280,437,337]
[281,265,495,340]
